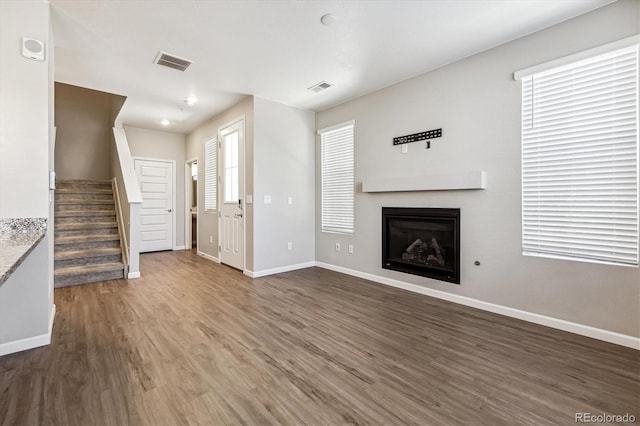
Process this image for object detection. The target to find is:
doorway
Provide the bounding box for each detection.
[219,118,245,270]
[134,158,175,253]
[186,159,198,251]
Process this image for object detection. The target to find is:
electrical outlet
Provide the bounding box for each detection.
[401,144,408,154]
[209,235,213,243]
[335,243,341,251]
[287,242,292,250]
[348,244,354,254]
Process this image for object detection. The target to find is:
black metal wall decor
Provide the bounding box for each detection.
[393,128,442,149]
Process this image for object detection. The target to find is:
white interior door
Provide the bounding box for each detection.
[219,120,245,270]
[134,158,174,253]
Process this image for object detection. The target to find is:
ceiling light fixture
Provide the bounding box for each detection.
[320,14,336,26]
[185,96,199,106]
[160,118,170,126]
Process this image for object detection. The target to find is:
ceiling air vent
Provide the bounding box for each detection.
[154,51,193,72]
[308,81,333,93]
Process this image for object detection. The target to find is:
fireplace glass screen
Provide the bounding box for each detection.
[382,207,460,284]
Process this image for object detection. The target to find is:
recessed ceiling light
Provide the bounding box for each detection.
[320,14,336,26]
[161,118,170,126]
[185,96,199,106]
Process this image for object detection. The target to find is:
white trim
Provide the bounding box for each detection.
[0,304,55,356]
[244,261,316,278]
[133,157,177,252]
[198,250,220,263]
[314,262,640,350]
[127,271,141,279]
[174,245,186,250]
[317,119,355,135]
[514,34,639,80]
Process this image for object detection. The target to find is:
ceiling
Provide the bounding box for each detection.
[50,0,614,134]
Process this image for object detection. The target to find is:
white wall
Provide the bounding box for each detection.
[0,0,54,354]
[186,97,254,265]
[124,126,187,248]
[315,0,640,338]
[253,98,315,273]
[0,0,51,218]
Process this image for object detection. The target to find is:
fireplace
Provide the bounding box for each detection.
[382,207,460,284]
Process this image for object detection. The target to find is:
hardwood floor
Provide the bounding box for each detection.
[1,250,638,425]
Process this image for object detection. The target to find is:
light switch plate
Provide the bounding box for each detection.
[246,195,253,204]
[287,197,293,205]
[264,195,272,204]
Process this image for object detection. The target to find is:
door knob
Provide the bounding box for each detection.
[166,209,172,212]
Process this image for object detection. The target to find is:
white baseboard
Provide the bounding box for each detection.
[0,304,56,356]
[174,245,186,250]
[127,271,141,279]
[198,251,220,263]
[245,261,316,278]
[315,262,640,350]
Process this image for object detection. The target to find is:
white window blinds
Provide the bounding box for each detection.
[320,122,355,234]
[204,137,217,211]
[520,44,639,265]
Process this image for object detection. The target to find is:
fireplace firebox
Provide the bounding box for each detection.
[382,207,460,284]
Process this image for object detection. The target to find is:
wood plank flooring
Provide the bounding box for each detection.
[1,249,638,425]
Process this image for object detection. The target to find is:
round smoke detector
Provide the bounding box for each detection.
[320,14,336,26]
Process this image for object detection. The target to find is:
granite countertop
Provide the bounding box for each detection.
[0,218,47,286]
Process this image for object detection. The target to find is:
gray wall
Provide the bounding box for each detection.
[0,238,50,343]
[124,125,187,248]
[0,0,51,218]
[253,98,315,272]
[315,0,640,337]
[0,0,54,351]
[55,83,114,180]
[186,97,254,266]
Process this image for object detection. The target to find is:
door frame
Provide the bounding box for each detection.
[133,157,177,251]
[217,116,246,272]
[185,157,198,251]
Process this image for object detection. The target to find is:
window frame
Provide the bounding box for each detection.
[318,120,355,235]
[515,37,639,266]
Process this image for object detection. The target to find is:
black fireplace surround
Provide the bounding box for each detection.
[382,207,460,284]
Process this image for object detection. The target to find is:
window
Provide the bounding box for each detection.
[223,130,239,203]
[204,137,217,211]
[319,121,355,234]
[517,40,638,266]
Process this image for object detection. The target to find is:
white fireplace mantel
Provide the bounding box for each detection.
[362,171,486,193]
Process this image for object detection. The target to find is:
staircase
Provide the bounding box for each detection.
[54,179,126,287]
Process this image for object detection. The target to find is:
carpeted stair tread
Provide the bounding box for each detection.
[57,179,112,184]
[55,234,120,244]
[55,262,124,277]
[56,209,116,217]
[56,188,113,194]
[55,248,121,260]
[55,222,117,231]
[56,199,115,205]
